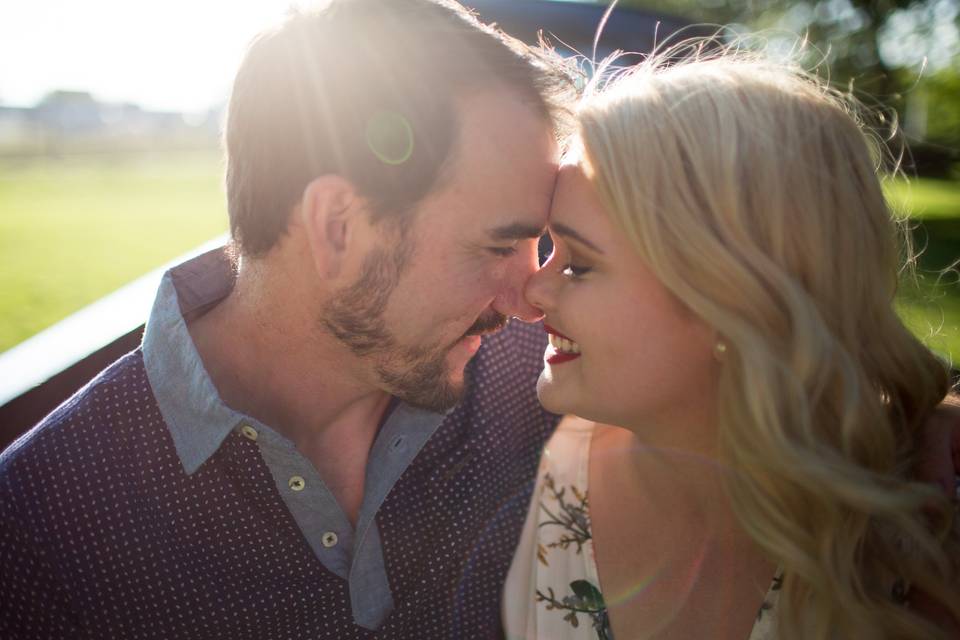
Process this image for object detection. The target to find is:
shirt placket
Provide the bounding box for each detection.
[238,421,355,579]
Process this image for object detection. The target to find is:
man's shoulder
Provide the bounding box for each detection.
[0,348,159,479]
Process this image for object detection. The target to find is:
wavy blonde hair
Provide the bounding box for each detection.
[575,42,960,639]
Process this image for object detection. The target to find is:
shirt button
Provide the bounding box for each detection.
[240,424,259,442]
[288,476,306,491]
[321,532,339,548]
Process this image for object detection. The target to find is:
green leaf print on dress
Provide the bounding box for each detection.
[535,472,614,640]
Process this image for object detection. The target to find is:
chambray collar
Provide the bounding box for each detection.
[141,247,446,476]
[140,248,454,629]
[142,248,242,474]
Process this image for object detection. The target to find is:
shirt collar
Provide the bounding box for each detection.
[142,248,248,474]
[141,247,447,477]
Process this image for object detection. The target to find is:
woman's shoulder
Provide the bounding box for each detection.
[503,415,609,639]
[552,414,597,437]
[539,415,596,483]
[544,415,597,456]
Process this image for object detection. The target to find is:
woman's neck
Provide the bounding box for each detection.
[591,420,736,524]
[589,421,776,640]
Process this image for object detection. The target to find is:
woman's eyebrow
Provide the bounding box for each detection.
[550,222,604,254]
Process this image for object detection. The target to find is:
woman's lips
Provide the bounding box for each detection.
[546,351,581,365]
[543,324,573,340]
[543,323,581,365]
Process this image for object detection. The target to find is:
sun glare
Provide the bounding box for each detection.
[0,0,305,112]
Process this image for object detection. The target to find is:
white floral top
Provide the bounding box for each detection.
[502,416,781,640]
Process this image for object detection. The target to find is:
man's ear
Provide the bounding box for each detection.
[298,175,362,279]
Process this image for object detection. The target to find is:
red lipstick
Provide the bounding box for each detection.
[543,324,573,341]
[543,323,581,365]
[547,352,580,365]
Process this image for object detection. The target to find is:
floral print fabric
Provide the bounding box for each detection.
[502,416,781,640]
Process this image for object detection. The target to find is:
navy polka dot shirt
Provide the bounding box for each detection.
[0,253,559,639]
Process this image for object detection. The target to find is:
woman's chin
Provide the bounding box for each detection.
[536,374,570,415]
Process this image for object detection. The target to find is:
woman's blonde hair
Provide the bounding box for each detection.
[576,40,960,638]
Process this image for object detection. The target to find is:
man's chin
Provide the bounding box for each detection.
[378,359,470,414]
[398,378,466,414]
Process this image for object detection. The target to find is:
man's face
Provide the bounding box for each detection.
[322,89,559,412]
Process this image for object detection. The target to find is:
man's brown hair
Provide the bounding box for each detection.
[225,0,572,257]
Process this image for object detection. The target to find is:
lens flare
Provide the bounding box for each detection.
[365,110,414,165]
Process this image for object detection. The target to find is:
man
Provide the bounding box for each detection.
[0,1,573,637]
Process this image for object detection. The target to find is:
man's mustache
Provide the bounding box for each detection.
[464,311,508,337]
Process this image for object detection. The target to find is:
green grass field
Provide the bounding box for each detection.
[888,178,960,365]
[0,154,958,366]
[0,151,227,351]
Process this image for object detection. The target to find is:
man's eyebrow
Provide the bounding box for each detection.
[487,222,546,242]
[551,222,604,254]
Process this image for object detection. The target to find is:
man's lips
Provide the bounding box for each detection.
[466,312,508,338]
[451,313,509,352]
[457,334,483,356]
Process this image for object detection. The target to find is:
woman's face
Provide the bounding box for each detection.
[525,161,719,431]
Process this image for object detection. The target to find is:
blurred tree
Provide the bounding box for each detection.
[606,0,960,161]
[921,67,960,149]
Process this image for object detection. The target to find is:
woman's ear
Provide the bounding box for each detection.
[298,175,360,279]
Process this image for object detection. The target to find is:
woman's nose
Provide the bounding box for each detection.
[522,259,555,317]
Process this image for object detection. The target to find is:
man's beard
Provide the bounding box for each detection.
[320,241,507,413]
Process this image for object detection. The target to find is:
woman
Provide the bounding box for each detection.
[503,46,960,640]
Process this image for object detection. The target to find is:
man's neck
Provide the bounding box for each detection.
[187,270,391,523]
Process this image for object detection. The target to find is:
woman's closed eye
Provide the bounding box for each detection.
[545,238,593,280]
[561,263,592,279]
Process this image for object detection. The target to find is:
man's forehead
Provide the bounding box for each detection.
[435,92,559,237]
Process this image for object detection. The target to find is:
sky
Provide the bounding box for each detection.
[0,0,306,113]
[3,0,957,114]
